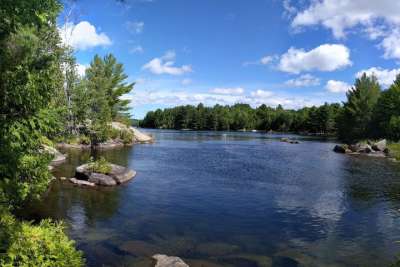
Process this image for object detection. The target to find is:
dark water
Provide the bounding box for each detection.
[23,130,400,266]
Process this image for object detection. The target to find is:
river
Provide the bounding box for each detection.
[22,130,400,267]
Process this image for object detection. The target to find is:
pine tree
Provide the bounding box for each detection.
[338,73,381,142]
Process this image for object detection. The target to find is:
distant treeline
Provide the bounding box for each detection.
[141,102,341,135]
[141,73,400,143]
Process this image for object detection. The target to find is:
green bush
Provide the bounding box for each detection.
[1,219,84,267]
[389,116,400,141]
[78,135,91,145]
[87,157,112,174]
[120,129,134,144]
[388,143,400,161]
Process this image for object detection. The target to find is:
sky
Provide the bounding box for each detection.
[59,0,400,119]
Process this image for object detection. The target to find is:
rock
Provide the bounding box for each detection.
[60,176,67,180]
[372,139,387,152]
[333,144,347,153]
[195,242,240,256]
[367,152,386,158]
[75,163,136,186]
[130,127,154,144]
[69,178,95,187]
[281,138,300,144]
[357,143,372,153]
[43,145,67,165]
[88,173,117,186]
[152,254,189,267]
[119,240,160,257]
[110,164,137,184]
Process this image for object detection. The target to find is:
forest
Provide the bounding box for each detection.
[0,1,134,266]
[141,73,400,143]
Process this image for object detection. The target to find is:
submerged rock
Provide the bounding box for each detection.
[75,163,136,186]
[152,254,189,267]
[69,178,95,187]
[280,138,300,144]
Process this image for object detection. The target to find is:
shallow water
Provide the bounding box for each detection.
[22,130,400,266]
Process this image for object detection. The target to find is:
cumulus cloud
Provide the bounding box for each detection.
[126,21,144,34]
[76,63,88,77]
[60,21,111,50]
[129,80,322,110]
[356,67,400,88]
[278,44,351,74]
[285,74,320,87]
[142,51,192,75]
[130,45,144,54]
[325,80,351,93]
[181,78,192,86]
[290,0,400,59]
[243,55,276,66]
[210,87,244,95]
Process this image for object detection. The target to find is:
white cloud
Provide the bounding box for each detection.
[60,21,111,50]
[181,78,192,86]
[291,0,400,39]
[285,74,320,87]
[278,44,351,74]
[250,89,274,98]
[381,30,400,60]
[290,1,400,59]
[210,87,244,95]
[142,51,192,75]
[243,55,275,66]
[325,80,351,93]
[76,63,88,77]
[126,21,144,34]
[130,45,144,54]
[356,67,400,87]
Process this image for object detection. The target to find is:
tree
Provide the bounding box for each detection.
[337,73,381,142]
[102,54,134,121]
[0,1,84,265]
[373,74,400,140]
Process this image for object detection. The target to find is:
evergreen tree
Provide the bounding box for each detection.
[338,73,381,142]
[374,74,400,140]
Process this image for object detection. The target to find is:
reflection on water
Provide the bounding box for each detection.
[21,130,400,266]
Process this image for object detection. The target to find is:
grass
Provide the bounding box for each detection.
[87,157,112,174]
[388,143,400,160]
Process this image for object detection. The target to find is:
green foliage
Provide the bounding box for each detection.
[141,102,341,134]
[388,143,400,161]
[337,73,381,142]
[1,219,84,267]
[120,129,134,144]
[373,75,400,140]
[87,157,112,174]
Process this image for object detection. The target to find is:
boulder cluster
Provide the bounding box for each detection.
[333,139,388,158]
[69,163,136,187]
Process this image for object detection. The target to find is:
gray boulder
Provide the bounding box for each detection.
[75,163,136,186]
[88,173,117,186]
[152,254,189,267]
[357,143,372,153]
[333,144,347,153]
[372,139,387,152]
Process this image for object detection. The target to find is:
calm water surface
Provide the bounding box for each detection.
[23,130,400,267]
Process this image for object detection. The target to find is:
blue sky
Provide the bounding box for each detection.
[59,0,400,119]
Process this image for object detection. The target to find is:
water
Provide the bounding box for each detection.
[22,130,400,266]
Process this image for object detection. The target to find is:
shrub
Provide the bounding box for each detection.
[87,157,112,174]
[120,129,134,144]
[388,143,400,161]
[1,219,84,267]
[78,135,91,145]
